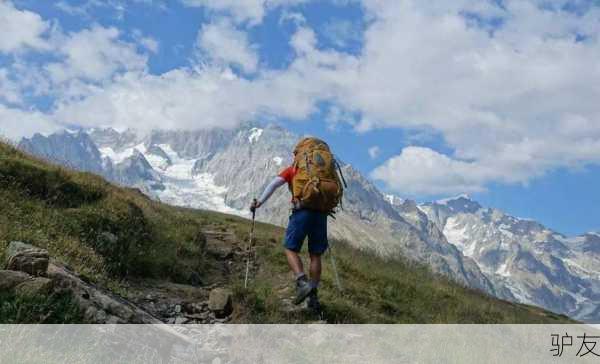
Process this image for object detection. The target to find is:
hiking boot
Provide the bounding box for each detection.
[293,276,313,305]
[307,290,321,312]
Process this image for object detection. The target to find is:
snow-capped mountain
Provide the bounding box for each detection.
[18,124,599,321]
[419,195,600,322]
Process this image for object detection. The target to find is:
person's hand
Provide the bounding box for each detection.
[250,199,261,213]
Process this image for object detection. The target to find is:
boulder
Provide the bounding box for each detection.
[5,241,49,276]
[0,270,31,291]
[208,288,233,318]
[14,277,53,297]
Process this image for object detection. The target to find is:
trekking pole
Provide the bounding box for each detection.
[244,199,257,289]
[328,242,343,293]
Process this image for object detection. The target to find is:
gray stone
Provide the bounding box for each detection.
[95,309,108,323]
[14,277,53,297]
[105,315,123,324]
[5,241,49,276]
[84,306,98,322]
[174,316,187,325]
[0,270,31,291]
[208,288,233,318]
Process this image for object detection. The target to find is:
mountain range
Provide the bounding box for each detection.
[18,124,600,322]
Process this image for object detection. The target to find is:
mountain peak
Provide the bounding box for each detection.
[434,194,481,213]
[436,194,472,205]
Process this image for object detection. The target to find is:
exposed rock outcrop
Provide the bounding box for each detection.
[5,241,49,277]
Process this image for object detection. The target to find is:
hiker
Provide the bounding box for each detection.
[250,137,345,311]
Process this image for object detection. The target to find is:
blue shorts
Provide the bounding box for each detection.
[284,209,329,255]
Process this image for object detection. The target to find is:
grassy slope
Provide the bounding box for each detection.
[0,141,574,323]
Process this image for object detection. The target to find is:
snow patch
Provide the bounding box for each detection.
[152,144,248,217]
[99,143,146,164]
[443,216,477,257]
[248,128,263,143]
[496,263,511,277]
[498,224,515,239]
[505,283,533,305]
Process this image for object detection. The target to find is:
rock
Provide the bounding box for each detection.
[208,288,233,318]
[174,304,182,314]
[94,310,109,323]
[5,241,49,276]
[174,316,187,325]
[84,306,98,322]
[106,315,123,324]
[14,277,53,297]
[0,270,31,291]
[184,312,209,321]
[48,263,162,324]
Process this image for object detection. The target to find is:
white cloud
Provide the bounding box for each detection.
[368,146,380,159]
[51,24,352,131]
[348,0,600,195]
[0,0,49,53]
[46,25,148,84]
[371,147,491,196]
[51,54,335,131]
[0,69,24,105]
[0,104,61,140]
[133,29,159,53]
[196,19,258,73]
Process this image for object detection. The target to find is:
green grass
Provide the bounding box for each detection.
[0,141,575,324]
[0,291,84,324]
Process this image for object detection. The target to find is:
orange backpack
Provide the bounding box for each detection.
[290,137,345,213]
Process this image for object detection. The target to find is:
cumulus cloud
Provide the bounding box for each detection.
[371,147,494,195]
[46,25,148,84]
[51,23,355,131]
[196,19,259,73]
[355,0,600,195]
[0,0,50,53]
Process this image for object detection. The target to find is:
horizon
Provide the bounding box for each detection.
[1,0,599,236]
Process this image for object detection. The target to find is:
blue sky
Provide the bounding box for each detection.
[1,0,599,236]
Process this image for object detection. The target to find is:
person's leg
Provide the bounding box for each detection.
[284,209,313,304]
[284,209,308,276]
[307,252,323,312]
[285,248,304,276]
[307,211,328,291]
[308,253,322,288]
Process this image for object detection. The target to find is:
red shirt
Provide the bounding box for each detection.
[278,166,297,186]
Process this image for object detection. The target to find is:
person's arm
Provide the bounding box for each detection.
[253,176,286,209]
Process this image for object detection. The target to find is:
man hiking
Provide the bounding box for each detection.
[250,137,344,311]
